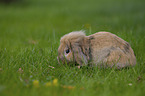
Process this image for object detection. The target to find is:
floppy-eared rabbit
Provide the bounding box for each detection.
[57,31,136,69]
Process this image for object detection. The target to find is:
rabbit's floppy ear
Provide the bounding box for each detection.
[71,42,88,66]
[66,31,89,66]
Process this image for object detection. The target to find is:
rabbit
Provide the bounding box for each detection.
[57,30,136,69]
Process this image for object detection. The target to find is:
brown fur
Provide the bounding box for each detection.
[57,31,136,68]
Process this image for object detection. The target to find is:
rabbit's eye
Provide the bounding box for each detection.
[66,49,70,54]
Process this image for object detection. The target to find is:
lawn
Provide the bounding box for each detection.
[0,0,145,96]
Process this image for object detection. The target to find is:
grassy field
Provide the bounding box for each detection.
[0,0,145,96]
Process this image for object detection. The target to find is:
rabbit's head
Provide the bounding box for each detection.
[57,31,90,66]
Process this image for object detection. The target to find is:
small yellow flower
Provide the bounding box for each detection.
[33,80,39,88]
[53,78,58,86]
[45,82,52,87]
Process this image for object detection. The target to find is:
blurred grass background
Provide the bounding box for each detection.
[0,0,145,96]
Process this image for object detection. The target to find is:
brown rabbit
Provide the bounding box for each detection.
[57,31,136,69]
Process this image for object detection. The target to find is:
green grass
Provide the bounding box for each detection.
[0,0,145,96]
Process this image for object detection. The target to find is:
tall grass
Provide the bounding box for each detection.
[0,0,145,96]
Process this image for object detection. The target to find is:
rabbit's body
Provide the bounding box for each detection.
[88,32,136,68]
[58,31,136,69]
